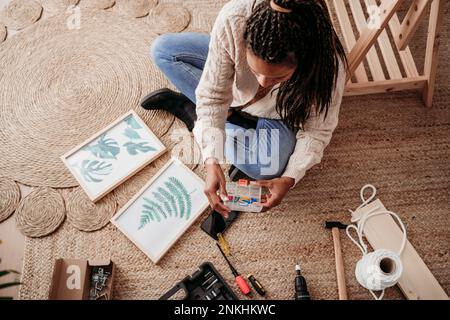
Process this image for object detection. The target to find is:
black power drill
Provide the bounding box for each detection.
[295,260,311,300]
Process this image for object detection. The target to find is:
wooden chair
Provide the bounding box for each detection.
[332,0,445,107]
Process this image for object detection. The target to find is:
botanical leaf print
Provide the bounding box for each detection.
[138,176,194,229]
[79,160,112,183]
[164,180,186,219]
[123,142,156,155]
[126,115,142,129]
[156,187,177,217]
[139,209,154,226]
[139,207,156,229]
[152,191,173,217]
[168,177,192,219]
[124,127,141,140]
[85,134,120,159]
[143,198,167,219]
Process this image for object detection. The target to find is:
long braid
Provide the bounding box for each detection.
[244,0,347,129]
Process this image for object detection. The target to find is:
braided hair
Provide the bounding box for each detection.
[244,0,347,129]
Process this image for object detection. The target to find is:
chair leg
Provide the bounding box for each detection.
[422,0,445,108]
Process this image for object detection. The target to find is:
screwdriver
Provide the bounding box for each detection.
[247,274,266,296]
[295,260,311,300]
[216,244,251,296]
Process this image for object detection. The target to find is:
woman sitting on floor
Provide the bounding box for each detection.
[141,0,347,217]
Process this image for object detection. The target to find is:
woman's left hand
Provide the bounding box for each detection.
[252,177,295,211]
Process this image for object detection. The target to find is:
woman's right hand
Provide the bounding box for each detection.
[204,158,231,218]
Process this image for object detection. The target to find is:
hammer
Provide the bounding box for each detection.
[325,221,348,300]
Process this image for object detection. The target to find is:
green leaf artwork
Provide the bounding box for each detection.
[79,160,112,183]
[85,134,120,159]
[138,176,194,230]
[126,115,142,129]
[168,177,192,219]
[124,127,142,140]
[156,187,177,217]
[123,142,156,155]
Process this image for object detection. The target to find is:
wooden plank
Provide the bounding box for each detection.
[423,0,445,107]
[394,0,433,50]
[389,14,420,77]
[348,0,386,81]
[365,0,403,79]
[344,76,427,96]
[346,0,405,82]
[351,199,449,300]
[332,0,369,83]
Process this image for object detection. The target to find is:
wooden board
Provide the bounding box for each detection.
[352,199,449,300]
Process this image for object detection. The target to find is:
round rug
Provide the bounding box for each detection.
[1,0,43,31]
[39,0,80,14]
[116,0,157,18]
[15,187,65,238]
[0,178,21,222]
[64,187,117,232]
[80,0,115,10]
[0,10,173,188]
[146,3,191,34]
[0,24,6,43]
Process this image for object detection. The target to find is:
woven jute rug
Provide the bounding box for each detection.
[0,23,6,43]
[0,0,43,31]
[146,3,191,34]
[0,178,21,222]
[0,8,173,188]
[63,187,117,232]
[115,0,157,18]
[15,187,66,238]
[39,0,80,15]
[15,0,450,299]
[80,0,115,10]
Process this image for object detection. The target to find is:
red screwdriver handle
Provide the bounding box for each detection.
[236,275,251,295]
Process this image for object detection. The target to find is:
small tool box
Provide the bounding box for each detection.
[159,262,238,300]
[222,179,263,212]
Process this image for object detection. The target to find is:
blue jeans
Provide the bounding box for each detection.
[150,33,296,180]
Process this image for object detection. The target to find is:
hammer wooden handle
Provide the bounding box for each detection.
[331,227,348,300]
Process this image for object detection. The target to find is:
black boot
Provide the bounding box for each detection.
[140,88,197,132]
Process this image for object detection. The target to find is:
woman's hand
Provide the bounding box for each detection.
[253,177,295,211]
[203,158,231,218]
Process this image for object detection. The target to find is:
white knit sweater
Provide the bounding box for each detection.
[193,0,346,185]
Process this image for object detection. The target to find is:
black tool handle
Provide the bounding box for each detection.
[248,275,266,296]
[295,275,311,300]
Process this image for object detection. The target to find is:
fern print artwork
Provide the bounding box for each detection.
[111,158,209,263]
[138,176,195,230]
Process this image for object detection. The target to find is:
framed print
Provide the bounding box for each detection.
[111,157,210,264]
[61,110,166,202]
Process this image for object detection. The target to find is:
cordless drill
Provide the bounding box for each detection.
[295,260,311,300]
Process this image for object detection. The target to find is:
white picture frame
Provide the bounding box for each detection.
[61,110,166,202]
[110,157,209,264]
